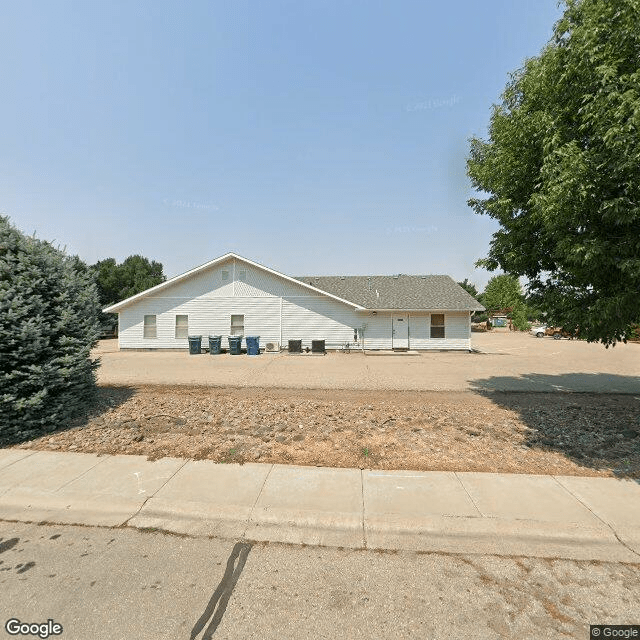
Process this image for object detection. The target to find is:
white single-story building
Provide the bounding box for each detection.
[103,253,484,351]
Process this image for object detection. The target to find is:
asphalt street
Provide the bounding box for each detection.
[0,521,638,640]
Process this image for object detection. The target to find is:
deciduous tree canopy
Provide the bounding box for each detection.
[94,255,165,308]
[467,0,640,345]
[481,275,523,312]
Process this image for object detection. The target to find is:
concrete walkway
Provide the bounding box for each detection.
[1,448,639,563]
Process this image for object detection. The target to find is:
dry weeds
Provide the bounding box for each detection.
[14,386,640,476]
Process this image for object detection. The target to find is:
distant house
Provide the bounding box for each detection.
[103,253,484,351]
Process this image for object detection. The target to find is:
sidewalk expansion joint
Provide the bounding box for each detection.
[53,453,112,493]
[0,450,37,471]
[242,464,273,539]
[121,458,189,528]
[551,475,640,560]
[454,472,484,517]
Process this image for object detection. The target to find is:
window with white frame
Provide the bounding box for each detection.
[230,314,244,336]
[175,314,188,339]
[430,314,445,339]
[143,315,157,338]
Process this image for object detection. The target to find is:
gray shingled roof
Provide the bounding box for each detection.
[295,275,485,311]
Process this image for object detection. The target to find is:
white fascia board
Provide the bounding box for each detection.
[102,252,364,313]
[101,253,236,313]
[240,256,365,309]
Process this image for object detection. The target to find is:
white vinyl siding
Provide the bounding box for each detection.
[116,257,472,351]
[175,314,188,339]
[281,297,359,350]
[408,313,470,350]
[352,313,393,350]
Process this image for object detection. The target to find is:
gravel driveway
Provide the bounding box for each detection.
[95,331,640,393]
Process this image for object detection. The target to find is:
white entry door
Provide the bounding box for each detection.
[392,315,409,349]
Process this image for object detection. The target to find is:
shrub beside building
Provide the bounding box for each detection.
[0,216,101,443]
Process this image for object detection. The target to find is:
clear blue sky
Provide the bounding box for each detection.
[0,0,563,290]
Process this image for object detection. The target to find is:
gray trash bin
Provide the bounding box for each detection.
[208,335,222,354]
[228,335,243,355]
[188,335,202,355]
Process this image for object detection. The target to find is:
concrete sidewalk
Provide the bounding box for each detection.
[1,448,639,563]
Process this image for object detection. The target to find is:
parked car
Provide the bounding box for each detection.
[545,326,576,340]
[530,324,547,338]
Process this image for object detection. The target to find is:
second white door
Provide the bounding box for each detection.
[392,315,409,349]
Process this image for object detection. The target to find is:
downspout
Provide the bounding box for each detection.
[407,313,410,350]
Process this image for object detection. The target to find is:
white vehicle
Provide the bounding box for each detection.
[530,324,547,338]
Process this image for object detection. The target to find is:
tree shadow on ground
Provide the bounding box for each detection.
[0,386,136,448]
[470,372,640,394]
[470,373,640,478]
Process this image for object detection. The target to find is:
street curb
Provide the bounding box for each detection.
[0,488,143,527]
[1,450,639,562]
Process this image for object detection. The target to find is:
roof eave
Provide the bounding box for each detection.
[355,307,486,312]
[101,252,365,313]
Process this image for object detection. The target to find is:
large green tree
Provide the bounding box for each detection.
[481,274,523,311]
[481,275,532,330]
[94,255,165,308]
[467,0,640,345]
[0,216,100,440]
[457,278,479,299]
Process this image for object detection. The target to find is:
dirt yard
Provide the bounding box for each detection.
[15,386,640,477]
[94,331,640,393]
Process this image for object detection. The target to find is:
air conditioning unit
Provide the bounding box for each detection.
[265,342,279,352]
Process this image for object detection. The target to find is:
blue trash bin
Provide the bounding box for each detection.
[188,335,202,355]
[246,336,260,356]
[227,335,243,355]
[208,335,222,355]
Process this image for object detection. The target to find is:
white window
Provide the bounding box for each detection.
[430,314,445,339]
[143,315,157,338]
[175,315,188,339]
[230,314,244,336]
[238,269,246,281]
[221,270,229,281]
